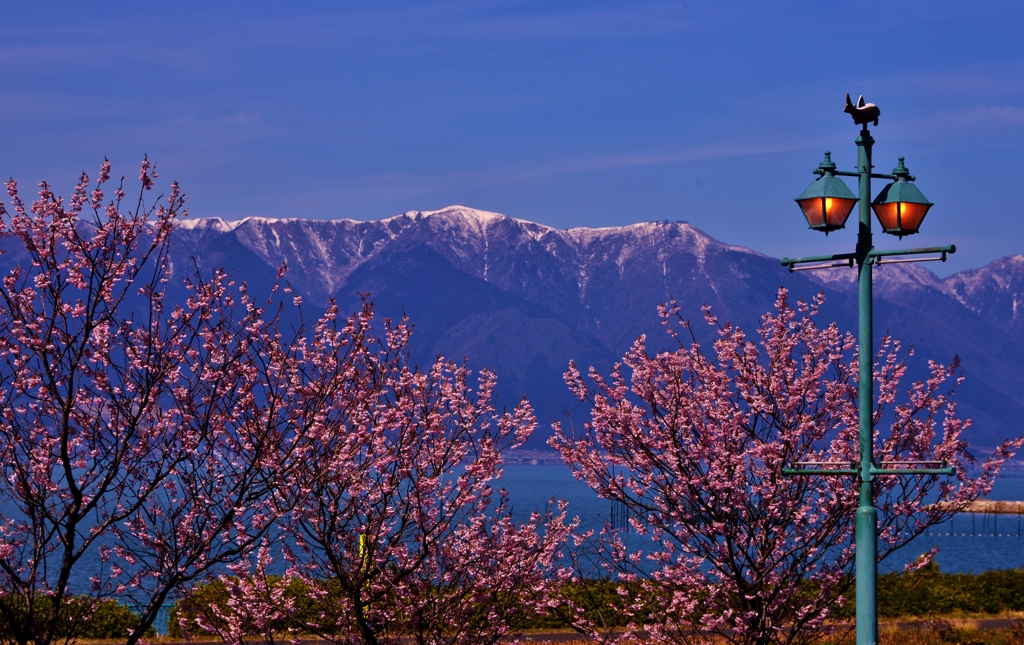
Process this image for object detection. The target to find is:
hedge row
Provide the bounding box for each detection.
[0,597,150,639]
[519,563,1024,627]
[167,563,1024,636]
[871,562,1024,618]
[8,562,1024,640]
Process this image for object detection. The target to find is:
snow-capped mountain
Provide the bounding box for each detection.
[944,255,1024,335]
[165,206,1024,449]
[174,206,795,347]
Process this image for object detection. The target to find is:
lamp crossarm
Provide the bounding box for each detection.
[870,466,956,476]
[783,460,955,478]
[784,460,858,477]
[813,168,906,181]
[787,259,854,272]
[868,244,954,266]
[782,468,858,476]
[781,244,956,272]
[780,252,856,266]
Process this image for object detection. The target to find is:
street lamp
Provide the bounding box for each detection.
[781,96,955,645]
[871,157,934,238]
[795,152,859,233]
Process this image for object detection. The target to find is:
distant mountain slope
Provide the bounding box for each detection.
[944,255,1024,336]
[164,206,1024,449]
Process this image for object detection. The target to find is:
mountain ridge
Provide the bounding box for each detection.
[169,205,1024,449]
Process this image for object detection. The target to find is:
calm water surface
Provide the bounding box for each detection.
[499,464,1024,575]
[47,466,1024,594]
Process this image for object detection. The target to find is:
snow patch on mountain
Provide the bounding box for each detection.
[943,255,1024,327]
[174,206,1016,330]
[177,216,309,232]
[161,210,1024,451]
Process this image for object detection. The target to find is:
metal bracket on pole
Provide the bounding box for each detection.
[870,460,955,476]
[869,245,956,266]
[814,169,902,181]
[783,461,858,476]
[780,252,856,273]
[788,258,855,272]
[781,244,956,273]
[783,460,955,478]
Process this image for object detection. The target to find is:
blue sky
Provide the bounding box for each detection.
[1,1,1021,275]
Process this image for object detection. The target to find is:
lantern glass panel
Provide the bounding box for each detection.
[797,196,857,231]
[797,197,825,228]
[871,201,932,236]
[872,202,900,231]
[897,202,931,233]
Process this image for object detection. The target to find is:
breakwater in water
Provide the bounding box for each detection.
[933,499,1024,514]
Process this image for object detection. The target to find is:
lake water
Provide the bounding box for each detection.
[498,464,1024,575]
[42,465,1024,597]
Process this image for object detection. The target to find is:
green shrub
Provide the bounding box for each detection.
[838,561,1024,619]
[159,564,1024,641]
[75,600,145,639]
[170,576,328,638]
[0,595,152,641]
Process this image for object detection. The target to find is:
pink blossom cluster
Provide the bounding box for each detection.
[0,160,1019,645]
[178,300,576,645]
[0,160,571,645]
[550,290,1022,645]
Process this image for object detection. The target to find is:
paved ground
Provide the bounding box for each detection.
[138,617,1024,644]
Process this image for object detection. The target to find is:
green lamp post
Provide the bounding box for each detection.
[781,96,955,645]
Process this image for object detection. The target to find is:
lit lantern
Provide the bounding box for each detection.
[871,157,933,238]
[794,152,859,234]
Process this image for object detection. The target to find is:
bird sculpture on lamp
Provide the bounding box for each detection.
[844,93,880,126]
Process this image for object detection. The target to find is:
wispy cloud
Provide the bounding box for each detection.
[239,1,720,44]
[173,111,285,139]
[311,137,824,208]
[885,104,1024,141]
[924,104,1024,129]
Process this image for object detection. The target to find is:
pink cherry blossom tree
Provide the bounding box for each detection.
[176,541,298,645]
[0,159,189,645]
[550,289,1022,645]
[264,301,574,645]
[0,160,308,645]
[111,264,315,645]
